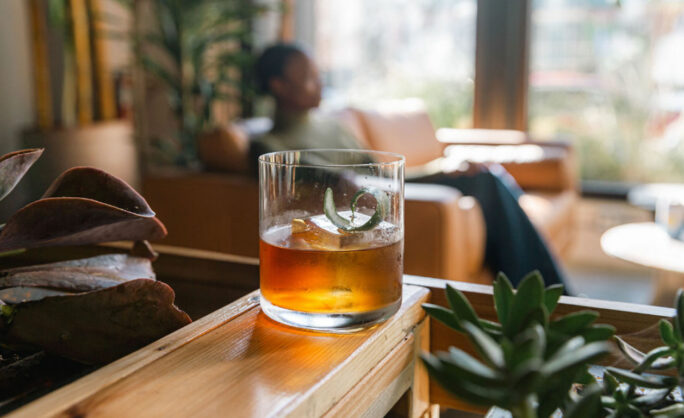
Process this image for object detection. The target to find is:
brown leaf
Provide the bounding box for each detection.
[2,279,191,364]
[0,199,166,252]
[43,167,154,217]
[131,240,159,261]
[0,149,43,203]
[0,254,155,297]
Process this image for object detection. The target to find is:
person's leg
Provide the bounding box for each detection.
[411,170,568,289]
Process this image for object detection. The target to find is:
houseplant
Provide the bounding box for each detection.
[114,0,269,167]
[423,271,684,417]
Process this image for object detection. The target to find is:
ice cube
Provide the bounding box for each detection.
[290,214,365,250]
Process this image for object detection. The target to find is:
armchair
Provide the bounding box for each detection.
[142,99,577,284]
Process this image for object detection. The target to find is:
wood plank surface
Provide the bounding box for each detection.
[404,275,676,413]
[323,331,415,418]
[3,244,261,320]
[11,285,429,418]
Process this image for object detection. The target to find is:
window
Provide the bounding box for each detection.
[304,0,477,129]
[529,0,684,182]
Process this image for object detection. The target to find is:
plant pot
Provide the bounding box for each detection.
[21,121,140,201]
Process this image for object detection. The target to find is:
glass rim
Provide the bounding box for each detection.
[258,149,406,168]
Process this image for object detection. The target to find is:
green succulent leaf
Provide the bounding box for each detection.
[550,335,585,360]
[493,272,514,329]
[522,305,549,329]
[442,347,505,385]
[677,289,684,340]
[445,284,480,327]
[478,319,503,336]
[565,384,603,418]
[632,388,672,407]
[462,321,505,369]
[550,310,599,334]
[579,324,616,343]
[543,284,564,314]
[543,341,611,376]
[507,271,544,336]
[422,303,462,332]
[659,319,679,347]
[615,336,647,365]
[421,355,507,406]
[603,370,621,394]
[510,324,546,370]
[606,367,678,389]
[633,346,675,373]
[652,403,684,417]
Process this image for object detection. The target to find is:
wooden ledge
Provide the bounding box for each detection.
[11,285,430,418]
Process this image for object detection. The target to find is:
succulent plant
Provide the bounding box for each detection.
[0,149,190,364]
[583,289,684,417]
[421,271,615,418]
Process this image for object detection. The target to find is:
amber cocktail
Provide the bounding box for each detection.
[258,150,405,332]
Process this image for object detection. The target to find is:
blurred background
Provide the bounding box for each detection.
[2,0,684,305]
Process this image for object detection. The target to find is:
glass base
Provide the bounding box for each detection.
[260,296,401,333]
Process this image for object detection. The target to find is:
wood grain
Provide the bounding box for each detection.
[10,285,429,417]
[323,332,415,418]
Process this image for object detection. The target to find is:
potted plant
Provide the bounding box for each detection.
[117,0,270,168]
[423,271,684,417]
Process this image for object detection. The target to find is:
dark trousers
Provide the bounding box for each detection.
[411,169,568,290]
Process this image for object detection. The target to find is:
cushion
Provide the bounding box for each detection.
[444,144,576,191]
[353,100,444,168]
[519,189,577,256]
[197,124,250,173]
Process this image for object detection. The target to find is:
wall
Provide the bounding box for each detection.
[0,0,34,217]
[0,0,34,155]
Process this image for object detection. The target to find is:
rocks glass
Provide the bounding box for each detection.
[259,150,405,332]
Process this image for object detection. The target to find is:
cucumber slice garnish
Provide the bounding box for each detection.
[323,186,389,232]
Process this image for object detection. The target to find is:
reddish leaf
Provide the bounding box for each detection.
[0,149,43,203]
[43,167,154,217]
[131,240,159,261]
[2,279,191,364]
[0,254,155,298]
[0,166,166,252]
[0,199,166,252]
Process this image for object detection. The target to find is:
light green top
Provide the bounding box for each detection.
[255,110,365,153]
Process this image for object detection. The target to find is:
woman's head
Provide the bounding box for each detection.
[255,43,322,111]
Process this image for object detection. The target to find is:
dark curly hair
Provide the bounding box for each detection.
[254,43,306,95]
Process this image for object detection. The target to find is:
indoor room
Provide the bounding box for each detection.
[1,0,684,416]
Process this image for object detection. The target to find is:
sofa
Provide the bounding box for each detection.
[143,100,577,284]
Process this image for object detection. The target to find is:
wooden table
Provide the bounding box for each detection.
[4,246,678,417]
[601,222,684,306]
[628,183,684,212]
[8,285,434,418]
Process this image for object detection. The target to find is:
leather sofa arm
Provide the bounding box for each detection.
[144,174,488,284]
[435,128,577,192]
[404,183,485,283]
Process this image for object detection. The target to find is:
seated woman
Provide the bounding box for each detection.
[251,43,569,289]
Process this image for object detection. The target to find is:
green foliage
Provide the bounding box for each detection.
[421,272,614,417]
[597,289,684,417]
[424,280,684,417]
[116,0,270,166]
